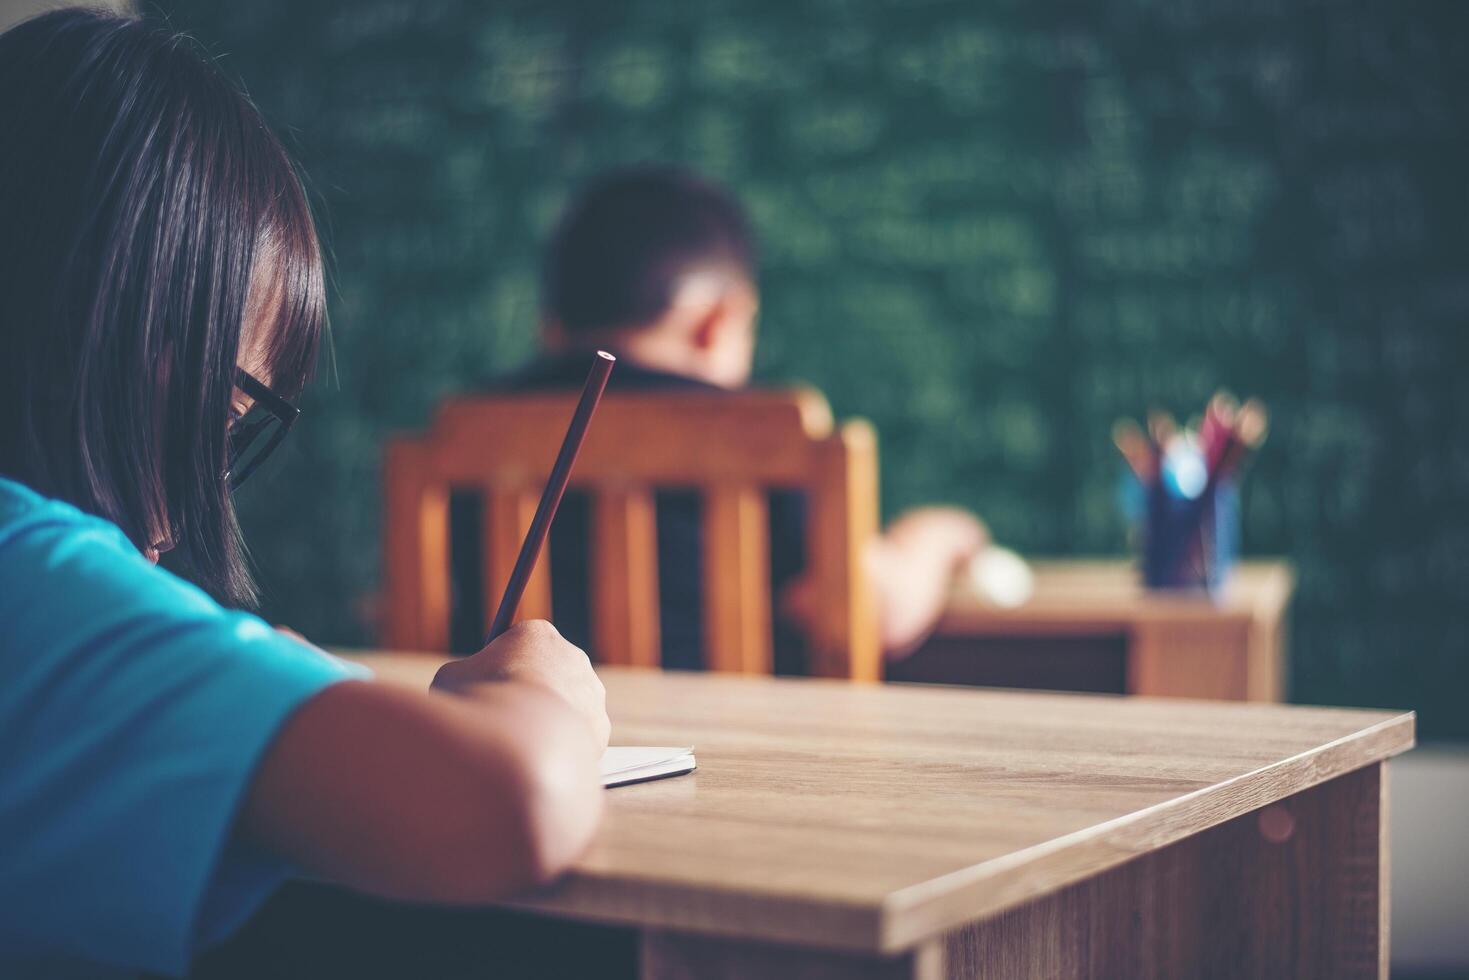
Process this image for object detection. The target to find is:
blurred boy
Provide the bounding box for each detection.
[452,167,986,670]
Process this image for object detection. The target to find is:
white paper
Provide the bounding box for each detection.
[600,746,696,787]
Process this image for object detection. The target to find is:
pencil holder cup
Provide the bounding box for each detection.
[1139,479,1239,594]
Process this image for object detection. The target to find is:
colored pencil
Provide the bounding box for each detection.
[1146,409,1176,454]
[1207,398,1268,489]
[484,351,616,644]
[1112,418,1157,482]
[1201,391,1238,472]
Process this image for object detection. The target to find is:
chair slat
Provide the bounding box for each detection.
[484,489,552,634]
[592,487,661,667]
[703,485,772,674]
[383,438,450,651]
[808,421,882,681]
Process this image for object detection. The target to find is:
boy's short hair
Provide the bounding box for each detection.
[542,166,755,335]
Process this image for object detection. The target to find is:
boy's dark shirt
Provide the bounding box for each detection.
[449,352,808,674]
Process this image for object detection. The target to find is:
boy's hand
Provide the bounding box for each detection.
[433,620,610,751]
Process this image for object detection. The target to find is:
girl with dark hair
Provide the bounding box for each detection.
[0,10,608,977]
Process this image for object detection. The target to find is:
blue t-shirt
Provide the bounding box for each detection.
[0,477,367,978]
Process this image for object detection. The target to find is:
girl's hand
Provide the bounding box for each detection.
[433,620,610,751]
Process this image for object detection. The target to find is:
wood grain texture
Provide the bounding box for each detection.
[938,560,1295,701]
[702,485,771,674]
[643,932,940,980]
[593,487,661,668]
[945,763,1388,978]
[344,653,1411,954]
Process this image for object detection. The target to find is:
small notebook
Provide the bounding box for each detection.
[600,746,696,788]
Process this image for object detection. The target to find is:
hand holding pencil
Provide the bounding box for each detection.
[434,351,618,750]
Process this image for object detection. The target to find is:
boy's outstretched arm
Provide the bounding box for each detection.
[781,507,988,659]
[238,621,607,903]
[865,507,989,656]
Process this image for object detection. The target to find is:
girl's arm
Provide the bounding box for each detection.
[238,621,607,903]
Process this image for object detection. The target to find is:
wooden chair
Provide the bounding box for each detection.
[382,388,881,680]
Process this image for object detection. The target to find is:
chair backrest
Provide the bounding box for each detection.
[382,387,881,680]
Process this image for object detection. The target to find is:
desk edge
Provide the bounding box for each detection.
[875,710,1414,952]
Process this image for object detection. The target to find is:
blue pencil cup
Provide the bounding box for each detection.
[1139,479,1239,594]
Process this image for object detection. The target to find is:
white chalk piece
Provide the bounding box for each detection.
[965,546,1035,609]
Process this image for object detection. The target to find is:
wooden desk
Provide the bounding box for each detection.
[895,559,1295,701]
[348,652,1411,979]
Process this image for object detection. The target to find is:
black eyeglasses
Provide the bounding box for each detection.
[227,368,300,489]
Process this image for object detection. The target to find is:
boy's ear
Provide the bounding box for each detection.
[689,294,730,352]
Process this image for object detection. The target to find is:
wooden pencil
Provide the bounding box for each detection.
[484,350,615,644]
[1112,418,1157,482]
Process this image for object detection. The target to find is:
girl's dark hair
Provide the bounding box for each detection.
[0,8,325,606]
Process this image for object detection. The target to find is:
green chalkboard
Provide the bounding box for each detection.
[159,0,1469,737]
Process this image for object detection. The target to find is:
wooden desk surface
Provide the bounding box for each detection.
[346,652,1410,956]
[941,558,1295,635]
